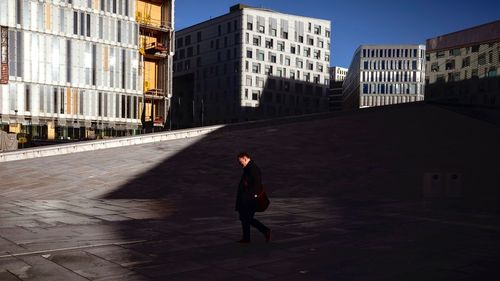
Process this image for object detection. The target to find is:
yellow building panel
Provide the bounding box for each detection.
[73,89,78,115]
[66,87,72,114]
[136,0,162,27]
[47,121,55,140]
[144,61,157,91]
[93,0,100,10]
[103,46,109,71]
[45,4,52,31]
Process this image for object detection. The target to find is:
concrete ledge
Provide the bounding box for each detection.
[0,103,431,163]
[0,125,225,163]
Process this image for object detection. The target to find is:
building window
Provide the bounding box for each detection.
[462,56,470,68]
[24,85,31,112]
[265,65,273,75]
[247,22,253,30]
[265,38,273,49]
[313,50,320,59]
[59,88,65,114]
[252,63,260,73]
[252,91,259,100]
[431,62,439,72]
[270,54,277,63]
[98,92,102,117]
[253,35,261,46]
[257,51,264,61]
[478,53,486,65]
[314,25,320,35]
[80,12,85,36]
[449,48,461,56]
[87,14,91,37]
[246,49,252,58]
[304,47,310,57]
[487,67,497,77]
[277,41,284,51]
[246,75,252,86]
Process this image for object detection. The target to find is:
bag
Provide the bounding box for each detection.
[256,187,270,212]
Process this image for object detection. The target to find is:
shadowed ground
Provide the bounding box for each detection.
[1,102,499,280]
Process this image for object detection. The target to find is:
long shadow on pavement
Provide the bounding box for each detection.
[95,102,500,280]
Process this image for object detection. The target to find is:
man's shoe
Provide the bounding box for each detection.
[237,239,250,243]
[264,229,271,243]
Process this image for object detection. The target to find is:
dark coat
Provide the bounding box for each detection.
[235,160,263,212]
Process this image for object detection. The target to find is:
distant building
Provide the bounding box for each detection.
[328,66,347,111]
[329,66,348,82]
[343,44,426,109]
[425,20,500,107]
[172,4,331,128]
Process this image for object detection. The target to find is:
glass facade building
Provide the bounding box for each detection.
[343,44,426,109]
[0,0,145,140]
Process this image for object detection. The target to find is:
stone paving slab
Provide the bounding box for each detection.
[1,103,500,280]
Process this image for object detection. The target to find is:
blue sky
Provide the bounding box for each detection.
[175,0,500,68]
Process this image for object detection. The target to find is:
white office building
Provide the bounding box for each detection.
[173,4,331,127]
[343,44,426,109]
[329,66,348,82]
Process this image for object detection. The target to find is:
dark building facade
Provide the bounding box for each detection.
[425,20,500,107]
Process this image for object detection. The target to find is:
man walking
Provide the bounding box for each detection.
[235,152,271,243]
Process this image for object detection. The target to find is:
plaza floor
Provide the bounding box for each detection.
[1,103,500,280]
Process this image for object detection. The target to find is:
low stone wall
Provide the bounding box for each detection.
[0,125,224,162]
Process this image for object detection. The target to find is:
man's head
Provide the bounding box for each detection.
[237,152,251,168]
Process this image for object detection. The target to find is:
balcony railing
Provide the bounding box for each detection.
[144,88,165,99]
[136,12,172,31]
